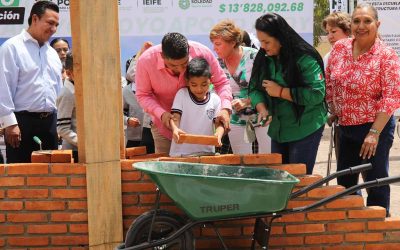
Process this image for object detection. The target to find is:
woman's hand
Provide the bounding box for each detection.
[127,117,140,127]
[231,98,250,112]
[256,104,272,127]
[360,132,379,159]
[262,80,283,97]
[327,114,338,127]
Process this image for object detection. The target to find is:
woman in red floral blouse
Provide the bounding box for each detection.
[325,3,400,217]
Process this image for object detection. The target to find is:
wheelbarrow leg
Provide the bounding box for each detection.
[147,187,161,242]
[207,223,229,250]
[251,215,280,250]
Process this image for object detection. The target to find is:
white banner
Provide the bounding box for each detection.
[1,0,314,73]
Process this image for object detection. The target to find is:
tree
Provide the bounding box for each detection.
[314,0,330,47]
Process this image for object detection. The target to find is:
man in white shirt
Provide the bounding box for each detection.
[0,1,62,163]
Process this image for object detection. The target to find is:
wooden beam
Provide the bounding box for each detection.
[69,0,123,248]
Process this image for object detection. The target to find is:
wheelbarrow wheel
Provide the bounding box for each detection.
[125,209,195,250]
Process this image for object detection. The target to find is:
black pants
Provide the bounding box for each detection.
[126,128,155,154]
[6,112,58,163]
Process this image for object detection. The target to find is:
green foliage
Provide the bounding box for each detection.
[314,0,330,47]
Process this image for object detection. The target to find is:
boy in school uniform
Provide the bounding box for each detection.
[169,57,225,156]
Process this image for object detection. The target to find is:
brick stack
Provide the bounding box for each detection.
[1,149,400,249]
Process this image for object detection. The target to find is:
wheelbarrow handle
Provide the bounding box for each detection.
[290,175,400,214]
[291,163,372,199]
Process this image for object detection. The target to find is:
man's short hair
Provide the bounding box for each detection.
[28,0,59,26]
[64,52,73,71]
[161,32,189,60]
[185,57,211,79]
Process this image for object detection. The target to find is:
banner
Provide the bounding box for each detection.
[0,0,314,74]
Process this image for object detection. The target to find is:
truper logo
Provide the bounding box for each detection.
[0,0,25,25]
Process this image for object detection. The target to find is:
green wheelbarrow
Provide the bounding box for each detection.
[117,161,400,250]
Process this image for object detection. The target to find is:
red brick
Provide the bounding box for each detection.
[50,150,73,163]
[129,153,168,160]
[177,134,219,146]
[122,159,145,170]
[52,189,87,199]
[68,201,87,210]
[27,177,67,186]
[8,236,49,246]
[125,146,147,157]
[275,213,306,223]
[139,194,172,204]
[122,194,139,205]
[122,182,156,193]
[327,222,366,232]
[27,224,67,234]
[0,177,24,187]
[368,217,400,230]
[242,153,282,165]
[296,174,322,187]
[8,189,48,198]
[0,190,4,198]
[51,164,86,174]
[286,200,317,209]
[69,224,88,233]
[121,171,142,181]
[0,214,4,222]
[0,165,4,175]
[51,212,88,222]
[325,245,364,250]
[385,231,400,240]
[8,163,49,175]
[307,211,346,221]
[269,164,306,175]
[348,206,386,219]
[158,157,200,163]
[199,154,241,164]
[366,243,400,250]
[0,201,23,210]
[325,195,365,209]
[307,185,345,198]
[305,234,344,244]
[123,206,152,216]
[7,213,47,222]
[269,236,304,246]
[70,177,86,186]
[201,227,242,237]
[31,248,69,250]
[286,224,325,234]
[0,238,4,247]
[345,232,384,242]
[26,201,66,210]
[51,235,89,245]
[31,152,51,163]
[0,225,24,234]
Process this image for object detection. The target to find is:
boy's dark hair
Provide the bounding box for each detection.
[161,32,189,60]
[185,57,211,79]
[50,38,70,48]
[28,0,59,26]
[64,52,73,70]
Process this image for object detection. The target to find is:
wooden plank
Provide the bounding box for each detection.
[86,162,123,248]
[69,0,123,248]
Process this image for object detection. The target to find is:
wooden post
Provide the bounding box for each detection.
[69,0,123,248]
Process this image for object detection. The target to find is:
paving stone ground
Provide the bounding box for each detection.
[314,123,400,217]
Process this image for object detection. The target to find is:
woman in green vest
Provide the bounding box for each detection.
[249,13,327,174]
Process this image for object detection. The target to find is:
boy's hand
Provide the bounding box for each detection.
[172,128,186,143]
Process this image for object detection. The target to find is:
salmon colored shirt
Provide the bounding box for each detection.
[135,41,232,139]
[326,38,400,126]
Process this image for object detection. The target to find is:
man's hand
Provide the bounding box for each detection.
[215,109,231,132]
[161,112,173,130]
[5,124,21,148]
[231,98,250,113]
[127,117,141,127]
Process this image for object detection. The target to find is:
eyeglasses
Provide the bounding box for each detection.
[55,48,69,53]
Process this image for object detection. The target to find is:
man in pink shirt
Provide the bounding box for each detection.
[135,33,232,153]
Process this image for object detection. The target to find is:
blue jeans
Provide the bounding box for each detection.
[337,117,395,216]
[271,125,324,175]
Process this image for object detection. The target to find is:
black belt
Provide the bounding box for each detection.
[15,111,55,119]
